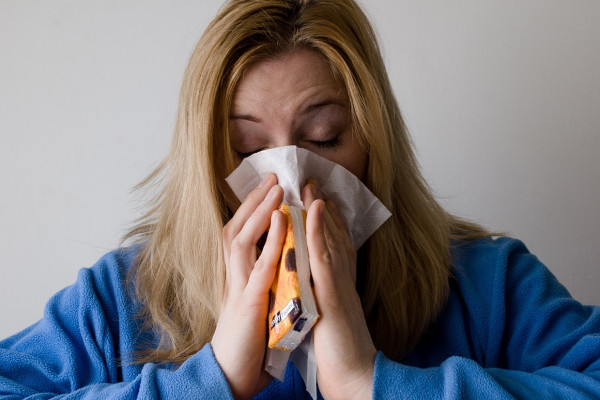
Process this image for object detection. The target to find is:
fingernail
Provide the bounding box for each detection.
[266,185,279,200]
[258,174,272,188]
[271,209,282,223]
[317,199,326,217]
[310,179,321,197]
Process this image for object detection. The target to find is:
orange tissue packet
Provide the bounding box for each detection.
[267,204,319,351]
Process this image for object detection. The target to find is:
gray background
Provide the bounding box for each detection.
[1,0,599,338]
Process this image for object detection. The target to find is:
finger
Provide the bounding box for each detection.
[324,226,355,287]
[246,210,286,298]
[322,201,353,252]
[306,199,334,290]
[235,185,283,252]
[301,178,323,210]
[320,202,357,284]
[229,185,283,289]
[223,173,278,254]
[308,198,358,292]
[324,200,348,238]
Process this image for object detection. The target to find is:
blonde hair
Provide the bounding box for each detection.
[125,0,489,364]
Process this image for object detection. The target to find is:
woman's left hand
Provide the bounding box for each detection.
[302,179,376,400]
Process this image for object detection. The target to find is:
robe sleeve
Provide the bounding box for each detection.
[0,249,234,399]
[372,239,600,399]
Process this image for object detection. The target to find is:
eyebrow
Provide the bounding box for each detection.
[229,113,262,123]
[229,99,344,123]
[302,100,344,114]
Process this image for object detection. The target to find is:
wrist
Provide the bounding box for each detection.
[328,355,375,400]
[353,360,375,400]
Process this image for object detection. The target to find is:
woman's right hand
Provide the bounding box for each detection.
[211,173,286,400]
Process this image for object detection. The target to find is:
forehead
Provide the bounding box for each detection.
[232,49,346,112]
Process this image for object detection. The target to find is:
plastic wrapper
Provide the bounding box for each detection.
[267,204,318,351]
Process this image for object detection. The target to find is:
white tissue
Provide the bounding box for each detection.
[225,145,392,399]
[226,145,391,249]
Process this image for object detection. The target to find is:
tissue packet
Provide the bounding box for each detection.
[268,204,319,351]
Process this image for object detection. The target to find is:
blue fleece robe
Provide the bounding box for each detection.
[1,237,600,399]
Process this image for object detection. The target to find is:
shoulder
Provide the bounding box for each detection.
[1,246,147,366]
[79,246,141,289]
[445,238,543,357]
[450,236,570,303]
[39,245,145,342]
[450,236,546,294]
[64,246,141,308]
[451,236,531,273]
[71,245,143,315]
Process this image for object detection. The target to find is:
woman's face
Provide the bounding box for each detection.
[229,48,368,181]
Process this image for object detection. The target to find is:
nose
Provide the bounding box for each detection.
[271,129,298,149]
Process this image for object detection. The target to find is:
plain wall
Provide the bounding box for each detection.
[1,0,599,339]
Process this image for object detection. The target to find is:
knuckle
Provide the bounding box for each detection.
[318,249,333,266]
[230,236,246,253]
[253,257,265,273]
[248,184,267,201]
[222,223,235,242]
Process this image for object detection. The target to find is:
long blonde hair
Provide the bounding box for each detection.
[125,0,488,364]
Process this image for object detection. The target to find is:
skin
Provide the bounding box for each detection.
[211,49,376,400]
[228,48,367,180]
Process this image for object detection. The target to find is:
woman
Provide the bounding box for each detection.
[1,0,599,399]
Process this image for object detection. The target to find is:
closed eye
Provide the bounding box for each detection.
[235,138,341,158]
[236,148,264,158]
[310,137,340,149]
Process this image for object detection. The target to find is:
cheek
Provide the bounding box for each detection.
[332,147,368,182]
